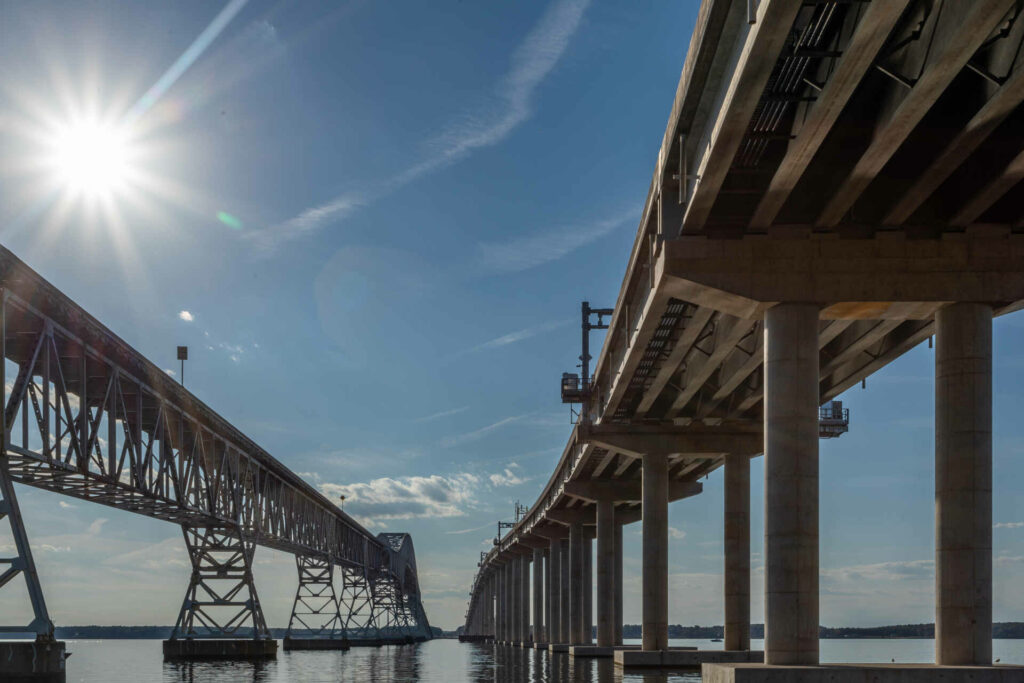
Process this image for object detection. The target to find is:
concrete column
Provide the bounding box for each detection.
[497,564,504,641]
[549,539,562,642]
[533,548,544,642]
[521,554,531,643]
[584,534,593,644]
[559,532,571,643]
[936,302,992,665]
[614,522,623,645]
[724,453,751,651]
[505,561,513,642]
[543,548,550,641]
[764,302,819,665]
[642,454,669,651]
[569,523,585,644]
[596,499,615,646]
[512,556,522,643]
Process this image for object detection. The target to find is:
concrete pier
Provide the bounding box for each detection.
[614,522,623,645]
[533,547,544,642]
[724,453,751,651]
[763,303,819,666]
[0,640,66,682]
[162,638,277,660]
[559,537,570,643]
[596,498,615,647]
[584,534,593,645]
[511,556,521,643]
[569,522,585,644]
[282,637,349,651]
[549,538,562,644]
[641,454,669,651]
[935,302,992,665]
[520,553,531,643]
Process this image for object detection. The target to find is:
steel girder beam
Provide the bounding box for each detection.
[169,525,271,641]
[0,459,53,638]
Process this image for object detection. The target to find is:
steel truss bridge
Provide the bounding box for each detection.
[0,245,431,645]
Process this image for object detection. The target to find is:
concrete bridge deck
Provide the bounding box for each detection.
[463,1,1024,680]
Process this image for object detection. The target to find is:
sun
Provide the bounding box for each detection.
[47,119,135,198]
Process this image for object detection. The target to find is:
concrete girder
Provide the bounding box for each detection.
[564,479,703,504]
[750,0,913,229]
[885,49,1024,225]
[681,0,807,233]
[696,322,763,419]
[950,148,1024,227]
[816,0,1020,228]
[585,424,762,458]
[660,236,1024,317]
[635,307,715,416]
[667,315,757,416]
[546,508,594,527]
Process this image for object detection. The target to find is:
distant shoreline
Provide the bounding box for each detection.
[0,623,1020,640]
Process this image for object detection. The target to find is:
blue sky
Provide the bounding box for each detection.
[0,0,1022,632]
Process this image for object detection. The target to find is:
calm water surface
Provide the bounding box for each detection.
[62,638,1024,682]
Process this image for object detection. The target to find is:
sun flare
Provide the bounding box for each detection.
[47,119,135,198]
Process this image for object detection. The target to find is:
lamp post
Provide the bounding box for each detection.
[176,346,188,387]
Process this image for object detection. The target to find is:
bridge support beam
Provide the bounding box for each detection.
[725,453,751,651]
[935,303,992,666]
[548,538,562,644]
[559,538,570,644]
[569,523,585,644]
[533,548,544,643]
[596,499,615,647]
[284,555,347,650]
[614,521,623,646]
[584,534,593,645]
[520,553,531,643]
[764,303,819,666]
[164,525,276,660]
[641,454,669,651]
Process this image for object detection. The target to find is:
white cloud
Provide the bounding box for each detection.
[414,406,470,423]
[995,521,1024,529]
[441,415,525,448]
[489,467,528,487]
[465,319,570,354]
[316,473,481,525]
[445,522,495,536]
[254,0,591,252]
[164,368,176,377]
[87,518,109,535]
[58,501,75,509]
[478,211,633,273]
[668,526,686,541]
[178,310,194,322]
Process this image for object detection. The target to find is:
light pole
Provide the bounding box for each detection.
[176,346,188,387]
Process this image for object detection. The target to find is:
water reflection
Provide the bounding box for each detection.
[469,644,696,683]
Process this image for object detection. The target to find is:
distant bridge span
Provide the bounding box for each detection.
[464,0,1024,676]
[0,245,432,657]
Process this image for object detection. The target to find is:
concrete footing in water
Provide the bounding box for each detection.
[457,634,491,643]
[282,637,350,651]
[615,648,762,668]
[161,638,278,660]
[703,663,1024,682]
[0,640,67,682]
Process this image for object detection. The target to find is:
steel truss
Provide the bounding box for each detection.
[169,525,271,640]
[0,459,53,639]
[0,251,432,645]
[286,555,345,639]
[339,565,379,637]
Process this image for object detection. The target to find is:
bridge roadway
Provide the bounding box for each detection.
[463,1,1024,681]
[0,245,431,677]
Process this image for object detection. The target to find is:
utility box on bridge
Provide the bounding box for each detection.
[560,372,583,403]
[819,400,849,439]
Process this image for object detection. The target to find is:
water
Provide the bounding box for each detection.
[59,638,1024,682]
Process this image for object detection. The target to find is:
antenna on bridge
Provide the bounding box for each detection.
[514,500,528,522]
[560,301,613,424]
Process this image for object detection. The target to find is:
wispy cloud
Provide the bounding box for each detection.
[995,521,1024,529]
[58,501,75,510]
[253,0,591,252]
[668,526,686,541]
[489,466,528,487]
[414,406,470,423]
[441,415,525,448]
[478,210,633,274]
[465,319,570,354]
[445,521,495,536]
